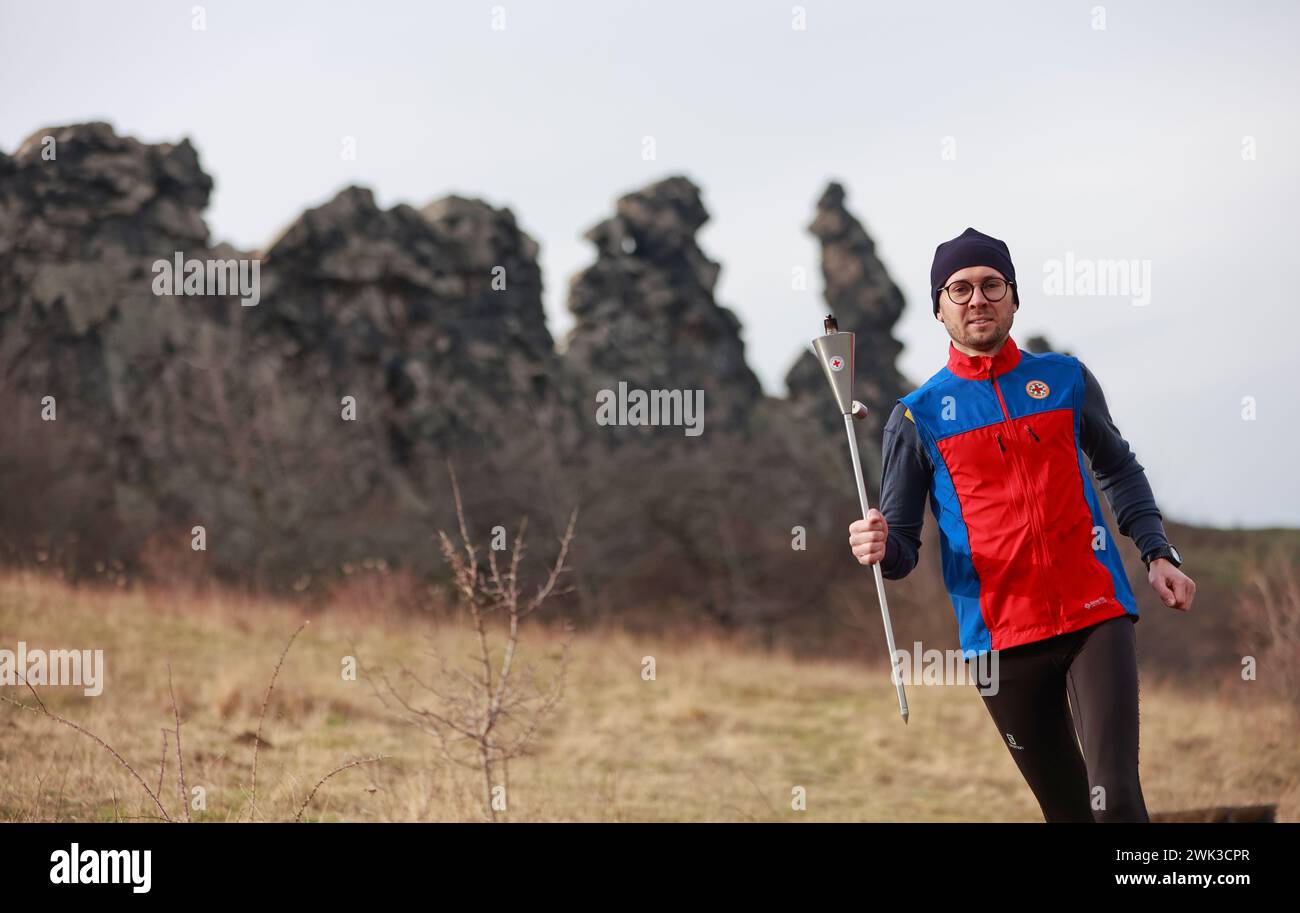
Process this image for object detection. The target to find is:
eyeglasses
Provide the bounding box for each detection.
[937,277,1015,305]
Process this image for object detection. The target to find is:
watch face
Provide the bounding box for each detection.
[1170,545,1182,564]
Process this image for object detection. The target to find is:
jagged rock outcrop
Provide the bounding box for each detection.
[0,122,217,409]
[0,124,910,619]
[252,185,569,458]
[785,182,911,482]
[205,184,577,582]
[555,177,854,627]
[0,123,574,582]
[564,176,762,437]
[0,122,225,567]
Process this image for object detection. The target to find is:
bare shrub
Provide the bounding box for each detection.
[371,465,577,821]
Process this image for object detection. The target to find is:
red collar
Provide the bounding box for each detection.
[946,334,1022,380]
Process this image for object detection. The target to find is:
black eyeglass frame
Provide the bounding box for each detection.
[936,277,1016,305]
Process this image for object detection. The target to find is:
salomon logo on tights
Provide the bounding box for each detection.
[1005,733,1025,750]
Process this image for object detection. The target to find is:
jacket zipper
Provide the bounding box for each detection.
[989,375,1061,633]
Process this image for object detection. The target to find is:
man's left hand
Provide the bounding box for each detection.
[1149,558,1195,611]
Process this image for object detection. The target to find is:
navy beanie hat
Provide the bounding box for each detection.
[930,227,1017,316]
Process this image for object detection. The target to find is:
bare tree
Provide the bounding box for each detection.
[372,464,577,821]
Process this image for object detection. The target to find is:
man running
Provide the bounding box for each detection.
[847,227,1196,823]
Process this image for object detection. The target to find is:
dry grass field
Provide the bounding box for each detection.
[1,570,1295,822]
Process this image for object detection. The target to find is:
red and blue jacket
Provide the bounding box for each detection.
[879,334,1169,655]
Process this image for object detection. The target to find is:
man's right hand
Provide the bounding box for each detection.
[849,508,889,566]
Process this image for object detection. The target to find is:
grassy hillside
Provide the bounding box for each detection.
[2,570,1295,822]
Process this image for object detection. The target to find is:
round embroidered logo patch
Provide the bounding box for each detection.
[1026,380,1050,399]
[828,355,846,372]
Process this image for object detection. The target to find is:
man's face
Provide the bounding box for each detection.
[936,265,1017,352]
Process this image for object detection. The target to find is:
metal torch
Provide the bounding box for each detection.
[812,315,909,724]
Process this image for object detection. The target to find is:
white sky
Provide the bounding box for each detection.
[2,0,1297,528]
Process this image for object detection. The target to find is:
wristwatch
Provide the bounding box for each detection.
[1142,544,1182,571]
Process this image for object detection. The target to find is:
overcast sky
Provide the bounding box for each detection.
[2,0,1297,528]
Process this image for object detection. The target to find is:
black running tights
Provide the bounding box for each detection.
[971,614,1150,823]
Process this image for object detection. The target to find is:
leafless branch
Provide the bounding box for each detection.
[1,687,171,822]
[249,619,310,821]
[167,664,191,822]
[294,755,388,822]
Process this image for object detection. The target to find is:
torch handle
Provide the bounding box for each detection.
[843,413,910,724]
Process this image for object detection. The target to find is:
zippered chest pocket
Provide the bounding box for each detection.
[1015,408,1090,542]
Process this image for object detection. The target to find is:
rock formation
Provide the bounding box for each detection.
[0,122,223,569]
[0,125,910,611]
[564,175,762,438]
[785,182,911,482]
[252,185,567,459]
[0,123,572,581]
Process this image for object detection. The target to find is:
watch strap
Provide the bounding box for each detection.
[1143,545,1180,569]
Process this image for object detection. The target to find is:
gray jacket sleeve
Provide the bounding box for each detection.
[878,401,931,579]
[1077,360,1170,559]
